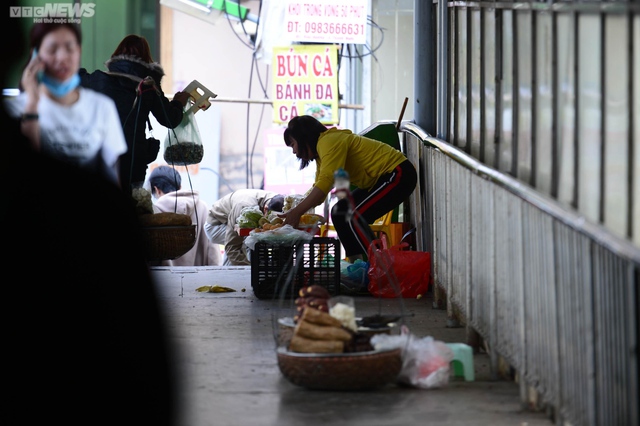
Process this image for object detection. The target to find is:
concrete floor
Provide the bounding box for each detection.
[151,266,553,426]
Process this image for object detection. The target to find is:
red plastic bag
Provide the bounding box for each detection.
[367,235,430,298]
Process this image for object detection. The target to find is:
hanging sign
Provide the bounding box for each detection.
[272,44,339,125]
[283,0,368,44]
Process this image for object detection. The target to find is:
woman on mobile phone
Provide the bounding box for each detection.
[4,20,127,186]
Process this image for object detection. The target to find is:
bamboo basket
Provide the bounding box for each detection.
[141,225,196,261]
[277,347,402,390]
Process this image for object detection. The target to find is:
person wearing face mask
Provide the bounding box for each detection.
[3,20,127,185]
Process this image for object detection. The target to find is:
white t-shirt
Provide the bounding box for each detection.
[5,87,127,182]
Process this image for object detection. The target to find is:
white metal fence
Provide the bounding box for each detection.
[401,121,639,426]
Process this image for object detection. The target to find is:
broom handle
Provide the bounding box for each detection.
[396,97,408,131]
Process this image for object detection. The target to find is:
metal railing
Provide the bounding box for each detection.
[400,121,639,426]
[439,0,640,247]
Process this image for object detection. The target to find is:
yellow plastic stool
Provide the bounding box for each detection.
[445,343,475,381]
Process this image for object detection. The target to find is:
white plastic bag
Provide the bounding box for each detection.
[243,224,314,251]
[163,108,204,165]
[371,326,454,389]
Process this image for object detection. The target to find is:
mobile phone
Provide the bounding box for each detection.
[32,48,44,82]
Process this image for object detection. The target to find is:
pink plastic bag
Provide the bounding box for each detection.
[404,336,453,388]
[367,235,430,298]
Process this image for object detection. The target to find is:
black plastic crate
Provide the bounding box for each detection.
[250,237,340,299]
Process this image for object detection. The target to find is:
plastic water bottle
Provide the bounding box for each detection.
[333,168,350,199]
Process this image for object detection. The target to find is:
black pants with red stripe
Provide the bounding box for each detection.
[330,159,418,258]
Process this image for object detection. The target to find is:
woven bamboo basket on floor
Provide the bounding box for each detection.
[141,225,196,261]
[276,347,402,390]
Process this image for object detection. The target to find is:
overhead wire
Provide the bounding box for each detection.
[222,1,255,50]
[245,1,269,189]
[223,0,270,189]
[247,54,269,189]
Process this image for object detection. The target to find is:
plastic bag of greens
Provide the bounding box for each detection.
[236,206,264,229]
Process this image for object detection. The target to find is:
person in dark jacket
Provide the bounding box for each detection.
[80,34,191,192]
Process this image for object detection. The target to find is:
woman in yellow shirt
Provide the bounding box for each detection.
[279,115,417,262]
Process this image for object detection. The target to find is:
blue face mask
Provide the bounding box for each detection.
[41,73,80,98]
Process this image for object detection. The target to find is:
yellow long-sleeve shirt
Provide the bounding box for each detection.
[313,127,408,195]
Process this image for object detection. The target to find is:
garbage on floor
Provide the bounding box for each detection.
[371,325,454,389]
